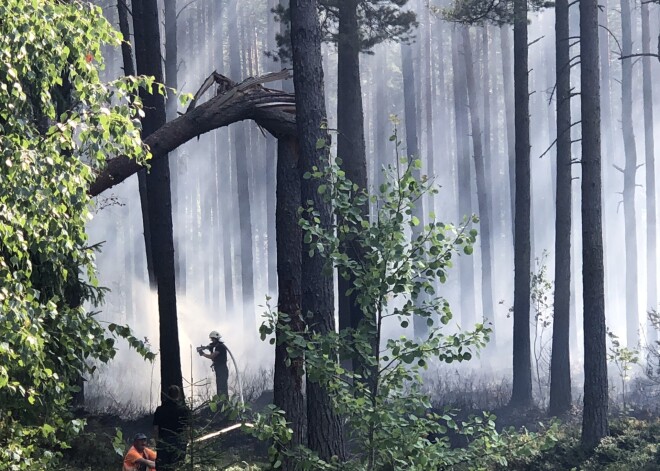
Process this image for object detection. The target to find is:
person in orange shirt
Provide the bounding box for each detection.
[123,433,157,471]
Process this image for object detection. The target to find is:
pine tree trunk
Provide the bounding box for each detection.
[621,0,640,347]
[402,40,428,339]
[273,137,305,470]
[337,0,367,352]
[423,0,434,216]
[549,0,572,416]
[500,25,515,234]
[132,0,183,395]
[510,0,533,408]
[462,27,495,340]
[228,0,255,333]
[290,0,346,460]
[451,26,476,330]
[642,1,657,343]
[580,0,609,448]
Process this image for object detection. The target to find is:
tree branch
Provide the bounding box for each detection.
[90,71,297,196]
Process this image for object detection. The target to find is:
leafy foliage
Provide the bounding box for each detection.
[441,0,553,26]
[270,0,417,61]
[248,129,564,470]
[606,330,639,412]
[0,0,154,468]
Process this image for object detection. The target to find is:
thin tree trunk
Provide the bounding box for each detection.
[510,0,533,408]
[642,0,657,344]
[500,25,515,235]
[462,27,494,342]
[452,26,476,330]
[290,0,346,460]
[132,0,183,395]
[549,0,572,416]
[621,0,640,347]
[402,40,428,339]
[118,0,156,290]
[423,0,434,216]
[229,0,255,333]
[580,0,609,448]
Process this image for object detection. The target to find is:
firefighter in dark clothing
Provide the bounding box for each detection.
[153,385,188,470]
[199,330,229,397]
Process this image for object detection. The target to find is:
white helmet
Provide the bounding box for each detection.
[209,330,221,340]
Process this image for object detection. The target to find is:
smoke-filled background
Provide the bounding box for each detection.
[86,0,660,409]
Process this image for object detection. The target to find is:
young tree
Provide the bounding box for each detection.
[290,0,346,460]
[580,0,609,448]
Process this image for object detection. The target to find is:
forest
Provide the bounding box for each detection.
[2,0,660,469]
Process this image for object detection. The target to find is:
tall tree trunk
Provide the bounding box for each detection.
[621,0,639,347]
[132,0,183,395]
[451,26,476,330]
[548,0,572,416]
[642,0,657,344]
[402,40,428,339]
[273,137,305,470]
[118,0,156,290]
[462,27,494,341]
[290,0,346,460]
[337,0,368,354]
[423,0,434,216]
[164,0,186,299]
[510,0,533,408]
[500,25,515,234]
[266,0,279,299]
[580,0,609,448]
[228,0,255,333]
[375,54,388,187]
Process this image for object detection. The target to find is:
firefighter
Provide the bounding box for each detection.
[198,331,229,397]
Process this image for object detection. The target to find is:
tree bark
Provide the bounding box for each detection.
[337,0,368,358]
[510,0,533,408]
[580,0,609,448]
[462,27,495,341]
[132,0,183,396]
[273,137,305,470]
[89,81,296,196]
[548,0,572,416]
[290,0,346,460]
[621,0,640,347]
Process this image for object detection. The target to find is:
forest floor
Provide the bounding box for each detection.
[58,395,660,471]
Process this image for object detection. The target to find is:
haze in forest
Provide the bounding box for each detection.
[81,0,660,409]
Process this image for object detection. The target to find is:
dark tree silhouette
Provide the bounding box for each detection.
[548,0,572,416]
[290,0,346,460]
[580,0,609,448]
[132,0,183,395]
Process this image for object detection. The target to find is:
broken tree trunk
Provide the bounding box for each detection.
[90,71,296,196]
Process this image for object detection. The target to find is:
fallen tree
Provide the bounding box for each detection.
[90,70,296,196]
